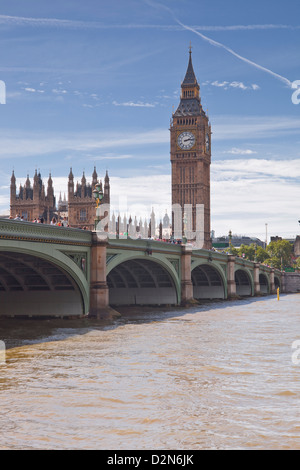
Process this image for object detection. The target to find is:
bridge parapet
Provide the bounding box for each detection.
[107,237,182,255]
[0,218,92,246]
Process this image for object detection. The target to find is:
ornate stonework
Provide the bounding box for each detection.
[68,167,110,230]
[10,167,110,230]
[170,47,211,249]
[10,170,56,223]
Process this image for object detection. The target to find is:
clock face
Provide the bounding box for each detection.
[177,131,195,150]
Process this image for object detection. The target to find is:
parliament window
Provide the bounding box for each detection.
[80,209,87,221]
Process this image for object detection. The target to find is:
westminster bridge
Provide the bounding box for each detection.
[0,219,284,318]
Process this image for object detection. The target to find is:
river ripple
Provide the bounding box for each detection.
[0,294,300,450]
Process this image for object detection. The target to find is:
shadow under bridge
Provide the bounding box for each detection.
[191,263,226,300]
[0,251,85,317]
[107,258,179,306]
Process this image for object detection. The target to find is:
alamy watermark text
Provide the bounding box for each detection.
[292,80,300,105]
[0,80,6,104]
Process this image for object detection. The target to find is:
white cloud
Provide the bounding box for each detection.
[209,80,260,91]
[225,148,257,155]
[211,158,300,238]
[24,87,45,93]
[109,175,171,220]
[113,100,155,108]
[52,89,68,94]
[89,154,134,161]
[229,81,248,90]
[211,81,229,88]
[212,158,300,179]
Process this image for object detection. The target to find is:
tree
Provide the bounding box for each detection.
[229,246,239,256]
[256,246,269,263]
[266,240,293,269]
[263,257,280,269]
[237,243,256,261]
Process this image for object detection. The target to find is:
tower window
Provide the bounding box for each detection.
[80,209,87,222]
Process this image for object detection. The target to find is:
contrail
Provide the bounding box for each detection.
[144,0,293,88]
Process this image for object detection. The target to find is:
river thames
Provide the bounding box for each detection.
[0,293,300,450]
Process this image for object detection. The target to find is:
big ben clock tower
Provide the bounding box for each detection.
[170,46,211,249]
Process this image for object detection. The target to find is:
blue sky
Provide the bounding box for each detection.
[0,0,300,241]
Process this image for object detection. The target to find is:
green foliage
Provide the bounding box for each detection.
[266,240,292,269]
[237,243,258,261]
[229,246,239,256]
[263,257,280,269]
[231,240,293,269]
[256,246,269,263]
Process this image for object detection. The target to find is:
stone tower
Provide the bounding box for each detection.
[10,170,56,222]
[67,167,110,230]
[170,46,211,248]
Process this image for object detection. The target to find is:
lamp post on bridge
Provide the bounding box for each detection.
[93,181,104,231]
[229,230,233,254]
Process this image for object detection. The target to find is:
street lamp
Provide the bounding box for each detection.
[93,181,104,208]
[229,230,232,254]
[93,181,104,230]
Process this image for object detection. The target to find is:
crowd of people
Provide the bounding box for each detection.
[11,214,92,230]
[12,214,69,227]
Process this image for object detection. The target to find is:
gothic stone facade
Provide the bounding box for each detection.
[68,167,110,230]
[10,170,56,223]
[10,167,110,230]
[170,48,211,249]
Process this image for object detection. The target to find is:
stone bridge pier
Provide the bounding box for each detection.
[180,246,194,303]
[89,234,110,318]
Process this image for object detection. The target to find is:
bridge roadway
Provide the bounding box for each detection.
[0,219,283,318]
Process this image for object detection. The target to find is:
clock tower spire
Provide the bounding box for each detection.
[170,46,211,249]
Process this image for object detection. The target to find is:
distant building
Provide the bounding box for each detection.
[10,170,56,223]
[10,167,110,229]
[294,236,300,257]
[212,235,265,249]
[68,167,110,230]
[57,192,68,213]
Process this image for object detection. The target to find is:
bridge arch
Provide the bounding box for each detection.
[191,262,226,300]
[274,275,281,290]
[235,268,254,296]
[106,254,181,306]
[0,245,90,317]
[259,273,270,294]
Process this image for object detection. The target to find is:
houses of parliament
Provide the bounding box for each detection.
[10,47,211,246]
[10,168,110,231]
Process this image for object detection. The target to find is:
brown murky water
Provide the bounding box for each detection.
[0,294,300,450]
